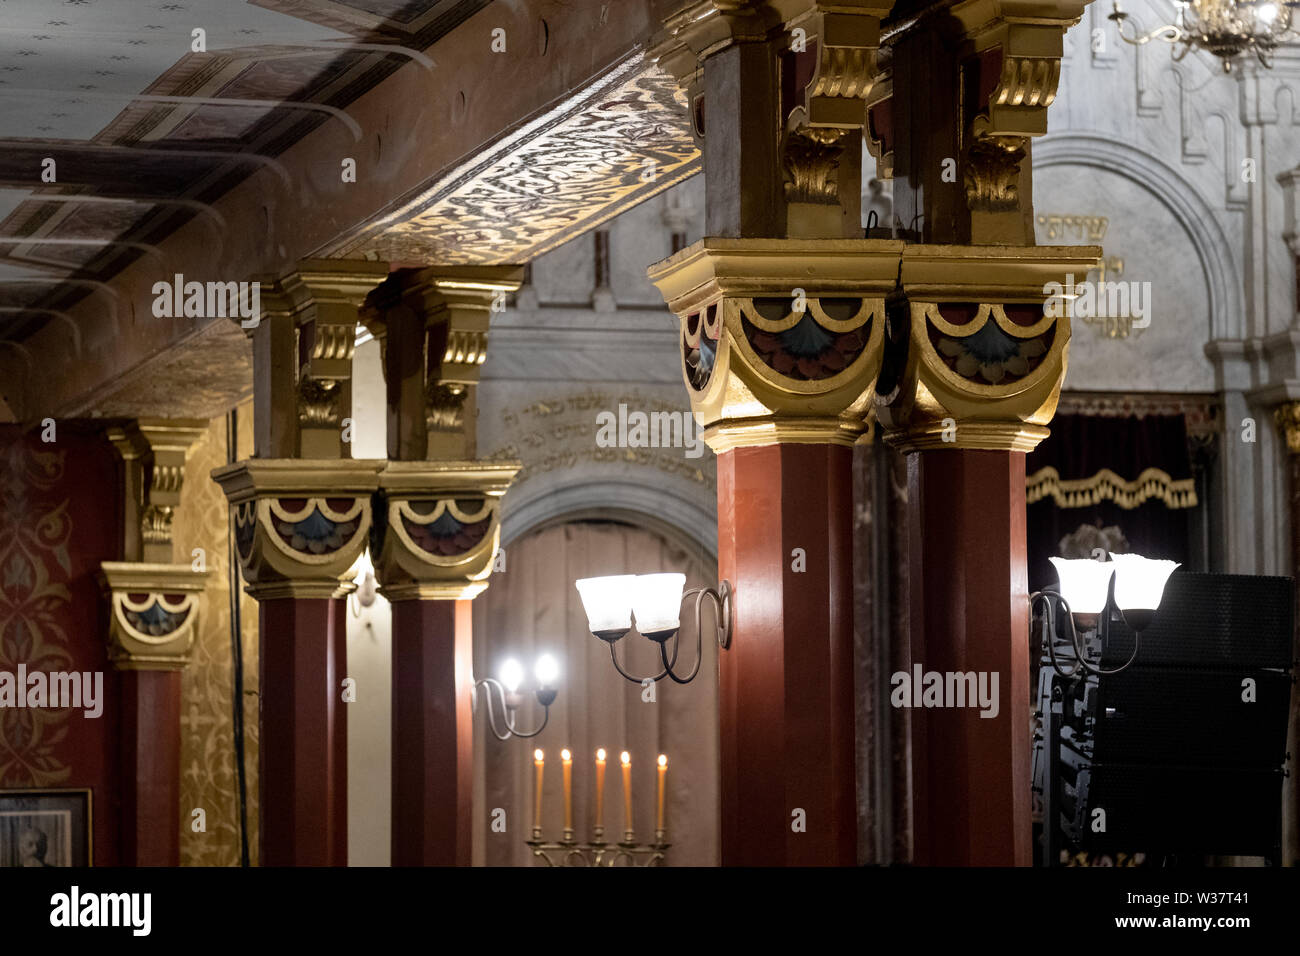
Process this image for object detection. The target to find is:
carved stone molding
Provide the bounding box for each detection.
[210,458,386,600]
[876,244,1102,453]
[99,562,208,671]
[371,460,521,601]
[248,259,390,460]
[648,237,904,452]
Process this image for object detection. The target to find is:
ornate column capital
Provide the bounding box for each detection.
[98,562,207,671]
[371,460,521,601]
[876,244,1100,452]
[649,237,904,451]
[211,458,385,600]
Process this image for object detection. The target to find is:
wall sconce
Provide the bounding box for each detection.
[474,653,561,740]
[1031,551,1178,867]
[575,573,732,685]
[1034,552,1180,677]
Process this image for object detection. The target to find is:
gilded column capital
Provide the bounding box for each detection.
[211,458,385,600]
[98,562,208,671]
[876,244,1101,453]
[649,237,904,452]
[371,460,521,601]
[1275,402,1300,454]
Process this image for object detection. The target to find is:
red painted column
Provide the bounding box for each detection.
[905,450,1031,866]
[718,443,857,866]
[119,670,182,866]
[390,598,474,866]
[258,597,349,867]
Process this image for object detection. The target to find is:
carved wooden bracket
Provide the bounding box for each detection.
[107,418,208,565]
[361,266,523,461]
[247,259,390,459]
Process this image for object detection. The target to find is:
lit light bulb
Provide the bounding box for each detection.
[596,748,607,761]
[535,653,560,687]
[620,751,631,767]
[499,658,523,693]
[657,754,667,768]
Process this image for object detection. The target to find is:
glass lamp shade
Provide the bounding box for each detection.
[630,572,687,640]
[1049,557,1115,617]
[1109,553,1179,630]
[575,575,637,639]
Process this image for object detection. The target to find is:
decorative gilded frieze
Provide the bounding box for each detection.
[876,244,1101,453]
[372,460,521,601]
[649,237,904,452]
[210,459,385,600]
[99,563,207,671]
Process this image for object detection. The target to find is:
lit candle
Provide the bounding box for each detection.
[656,754,667,835]
[561,748,573,837]
[595,748,607,835]
[533,748,544,836]
[621,750,633,840]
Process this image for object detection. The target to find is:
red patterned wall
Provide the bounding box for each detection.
[0,424,123,865]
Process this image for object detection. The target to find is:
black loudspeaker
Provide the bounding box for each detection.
[1039,572,1295,861]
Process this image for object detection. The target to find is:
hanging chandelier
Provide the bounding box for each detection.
[1110,0,1299,71]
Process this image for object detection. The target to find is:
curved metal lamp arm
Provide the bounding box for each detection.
[473,678,551,740]
[657,584,730,684]
[1109,4,1183,45]
[609,629,682,685]
[1031,588,1141,678]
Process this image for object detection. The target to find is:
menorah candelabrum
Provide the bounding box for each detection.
[526,748,670,867]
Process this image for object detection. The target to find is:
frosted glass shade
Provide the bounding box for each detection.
[1049,557,1115,615]
[575,575,636,634]
[630,572,687,635]
[1109,553,1180,611]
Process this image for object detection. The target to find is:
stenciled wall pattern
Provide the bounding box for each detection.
[174,403,260,867]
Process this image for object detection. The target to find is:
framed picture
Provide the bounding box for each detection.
[0,789,93,867]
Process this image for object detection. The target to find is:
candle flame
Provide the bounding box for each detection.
[658,754,667,768]
[596,748,607,761]
[620,751,631,766]
[561,748,572,761]
[534,748,544,762]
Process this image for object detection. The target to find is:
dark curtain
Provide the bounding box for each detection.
[1026,414,1196,592]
